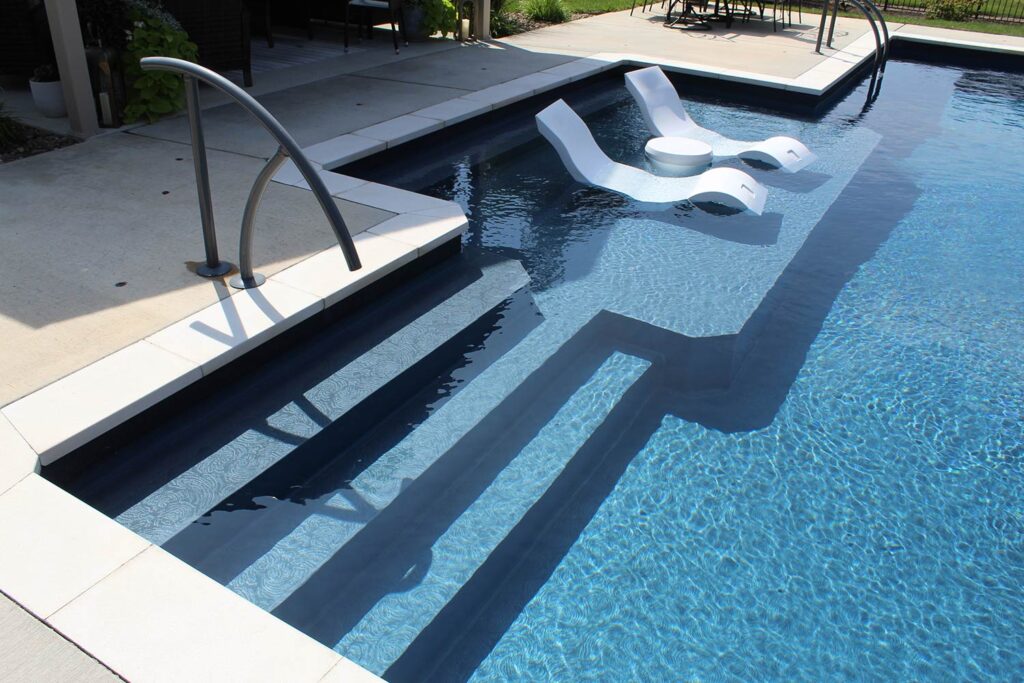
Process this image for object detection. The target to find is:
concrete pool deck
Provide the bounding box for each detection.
[2,12,1024,682]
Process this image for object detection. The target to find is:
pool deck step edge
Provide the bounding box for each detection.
[1,211,467,468]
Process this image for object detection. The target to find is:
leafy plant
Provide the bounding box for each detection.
[524,0,569,22]
[925,0,979,20]
[490,9,525,36]
[122,7,198,123]
[32,65,60,82]
[412,0,458,37]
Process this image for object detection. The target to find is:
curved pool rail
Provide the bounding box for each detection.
[140,57,362,289]
[815,0,891,108]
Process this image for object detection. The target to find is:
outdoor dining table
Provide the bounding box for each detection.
[663,0,735,29]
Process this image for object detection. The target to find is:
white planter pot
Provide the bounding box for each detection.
[29,79,67,118]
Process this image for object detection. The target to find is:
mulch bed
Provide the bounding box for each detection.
[0,121,79,163]
[492,10,606,37]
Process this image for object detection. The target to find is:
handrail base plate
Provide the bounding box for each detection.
[229,273,267,289]
[196,261,236,278]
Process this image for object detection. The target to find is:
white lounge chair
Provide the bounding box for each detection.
[625,66,817,174]
[536,99,767,215]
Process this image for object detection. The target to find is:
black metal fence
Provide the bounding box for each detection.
[805,0,1024,23]
[882,0,1024,23]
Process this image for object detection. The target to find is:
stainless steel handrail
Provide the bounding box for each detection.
[813,0,890,108]
[860,0,891,67]
[140,57,362,289]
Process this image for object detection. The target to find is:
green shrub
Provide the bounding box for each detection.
[122,5,198,123]
[490,9,524,36]
[925,0,979,21]
[416,0,458,37]
[524,0,569,22]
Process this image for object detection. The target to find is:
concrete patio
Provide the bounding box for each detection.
[2,7,1023,681]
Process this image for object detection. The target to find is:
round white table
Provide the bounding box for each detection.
[644,137,714,175]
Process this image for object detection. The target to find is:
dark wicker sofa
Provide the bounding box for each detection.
[162,0,253,86]
[0,0,54,78]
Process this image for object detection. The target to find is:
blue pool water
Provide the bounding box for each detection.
[51,57,1024,680]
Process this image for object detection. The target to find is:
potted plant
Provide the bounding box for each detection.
[404,0,457,40]
[121,6,198,123]
[29,65,66,118]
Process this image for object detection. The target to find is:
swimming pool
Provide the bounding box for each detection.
[50,54,1024,680]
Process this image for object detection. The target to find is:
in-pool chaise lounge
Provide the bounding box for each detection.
[625,66,818,173]
[536,99,767,215]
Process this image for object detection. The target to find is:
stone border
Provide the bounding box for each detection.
[0,27,1011,681]
[893,26,1024,56]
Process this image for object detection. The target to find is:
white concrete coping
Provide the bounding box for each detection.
[274,230,419,307]
[595,42,878,97]
[414,97,494,125]
[355,114,445,147]
[0,413,38,495]
[0,475,149,618]
[304,134,387,168]
[893,26,1024,55]
[146,280,325,375]
[0,473,382,682]
[2,341,203,465]
[49,543,380,683]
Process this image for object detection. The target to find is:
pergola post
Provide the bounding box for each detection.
[474,0,492,38]
[43,0,98,138]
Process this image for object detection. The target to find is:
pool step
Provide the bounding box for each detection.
[115,252,531,546]
[160,256,538,581]
[267,342,653,674]
[213,308,725,672]
[207,305,578,613]
[388,369,664,682]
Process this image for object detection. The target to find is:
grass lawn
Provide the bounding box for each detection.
[505,0,1024,36]
[849,12,1024,36]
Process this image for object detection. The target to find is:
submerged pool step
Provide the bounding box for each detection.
[268,346,651,674]
[223,308,725,661]
[212,309,580,612]
[228,307,735,610]
[160,259,537,582]
[114,254,531,546]
[388,370,665,682]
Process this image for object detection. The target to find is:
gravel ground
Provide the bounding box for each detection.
[0,121,78,164]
